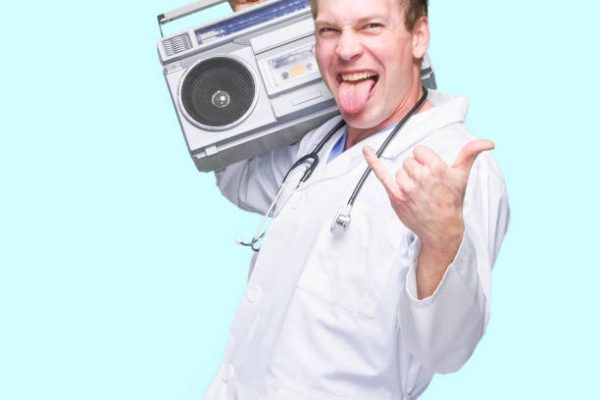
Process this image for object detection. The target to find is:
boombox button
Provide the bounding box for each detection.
[292,90,323,106]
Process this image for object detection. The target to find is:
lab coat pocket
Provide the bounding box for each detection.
[296,205,405,318]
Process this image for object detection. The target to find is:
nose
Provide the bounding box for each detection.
[336,29,362,61]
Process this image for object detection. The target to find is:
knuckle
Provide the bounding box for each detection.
[394,169,404,182]
[430,161,445,175]
[416,168,428,183]
[413,144,427,155]
[398,180,412,194]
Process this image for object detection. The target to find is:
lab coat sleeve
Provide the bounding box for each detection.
[398,157,510,373]
[214,142,301,215]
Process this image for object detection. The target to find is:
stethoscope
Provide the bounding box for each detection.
[238,87,429,252]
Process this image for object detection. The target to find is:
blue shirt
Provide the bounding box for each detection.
[327,129,348,162]
[327,125,396,163]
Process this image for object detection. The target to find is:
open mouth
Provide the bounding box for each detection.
[338,72,379,84]
[336,71,380,114]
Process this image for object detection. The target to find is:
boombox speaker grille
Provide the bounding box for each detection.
[181,57,256,128]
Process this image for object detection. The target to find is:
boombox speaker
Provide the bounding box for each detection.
[157,0,437,172]
[180,57,257,128]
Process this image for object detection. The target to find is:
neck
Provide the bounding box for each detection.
[345,86,432,150]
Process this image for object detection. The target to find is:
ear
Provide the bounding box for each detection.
[412,16,430,59]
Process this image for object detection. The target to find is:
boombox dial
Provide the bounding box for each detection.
[179,57,257,129]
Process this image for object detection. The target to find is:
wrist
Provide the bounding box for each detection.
[415,227,463,300]
[421,220,463,254]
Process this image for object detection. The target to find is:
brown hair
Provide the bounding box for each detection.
[310,0,428,31]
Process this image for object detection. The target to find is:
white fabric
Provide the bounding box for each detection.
[205,91,510,400]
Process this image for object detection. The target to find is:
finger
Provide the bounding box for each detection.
[229,0,244,11]
[395,167,415,194]
[402,157,423,181]
[412,145,444,166]
[452,139,495,173]
[363,146,401,198]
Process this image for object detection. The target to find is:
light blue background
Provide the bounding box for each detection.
[1,0,598,399]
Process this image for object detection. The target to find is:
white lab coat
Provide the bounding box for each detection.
[204,91,510,400]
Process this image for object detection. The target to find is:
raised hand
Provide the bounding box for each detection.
[364,140,494,297]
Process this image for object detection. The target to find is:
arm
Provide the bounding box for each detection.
[216,116,343,214]
[364,140,495,298]
[399,164,509,372]
[215,142,299,214]
[364,140,510,372]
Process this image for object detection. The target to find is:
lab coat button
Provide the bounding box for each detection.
[246,285,262,303]
[221,364,234,382]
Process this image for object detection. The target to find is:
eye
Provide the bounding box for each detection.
[318,26,339,36]
[363,23,384,31]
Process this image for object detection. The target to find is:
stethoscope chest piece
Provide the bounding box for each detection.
[331,204,353,233]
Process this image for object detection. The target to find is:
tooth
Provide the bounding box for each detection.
[341,72,377,82]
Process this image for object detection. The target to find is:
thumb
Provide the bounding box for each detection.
[452,139,495,174]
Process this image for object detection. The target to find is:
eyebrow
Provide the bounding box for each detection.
[315,14,388,28]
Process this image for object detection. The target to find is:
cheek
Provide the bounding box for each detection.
[368,36,413,65]
[315,42,332,68]
[315,46,337,86]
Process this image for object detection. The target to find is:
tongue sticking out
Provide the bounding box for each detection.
[337,78,376,114]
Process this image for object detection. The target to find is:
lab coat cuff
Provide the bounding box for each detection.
[404,229,476,307]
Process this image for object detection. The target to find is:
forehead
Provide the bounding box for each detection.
[315,0,403,24]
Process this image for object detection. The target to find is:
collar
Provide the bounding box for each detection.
[297,91,470,189]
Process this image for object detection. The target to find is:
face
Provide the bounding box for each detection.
[314,0,429,132]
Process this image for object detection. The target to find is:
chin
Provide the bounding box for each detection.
[338,107,385,131]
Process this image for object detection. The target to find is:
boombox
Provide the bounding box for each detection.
[157,0,437,172]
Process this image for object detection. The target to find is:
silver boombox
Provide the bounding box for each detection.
[157,0,436,172]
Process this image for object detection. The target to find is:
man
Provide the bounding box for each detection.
[204,0,510,398]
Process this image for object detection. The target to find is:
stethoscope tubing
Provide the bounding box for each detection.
[238,86,429,250]
[281,119,346,185]
[344,87,429,209]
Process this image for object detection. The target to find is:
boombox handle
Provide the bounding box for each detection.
[157,0,228,37]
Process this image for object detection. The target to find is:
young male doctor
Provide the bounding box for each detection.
[204,0,510,398]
